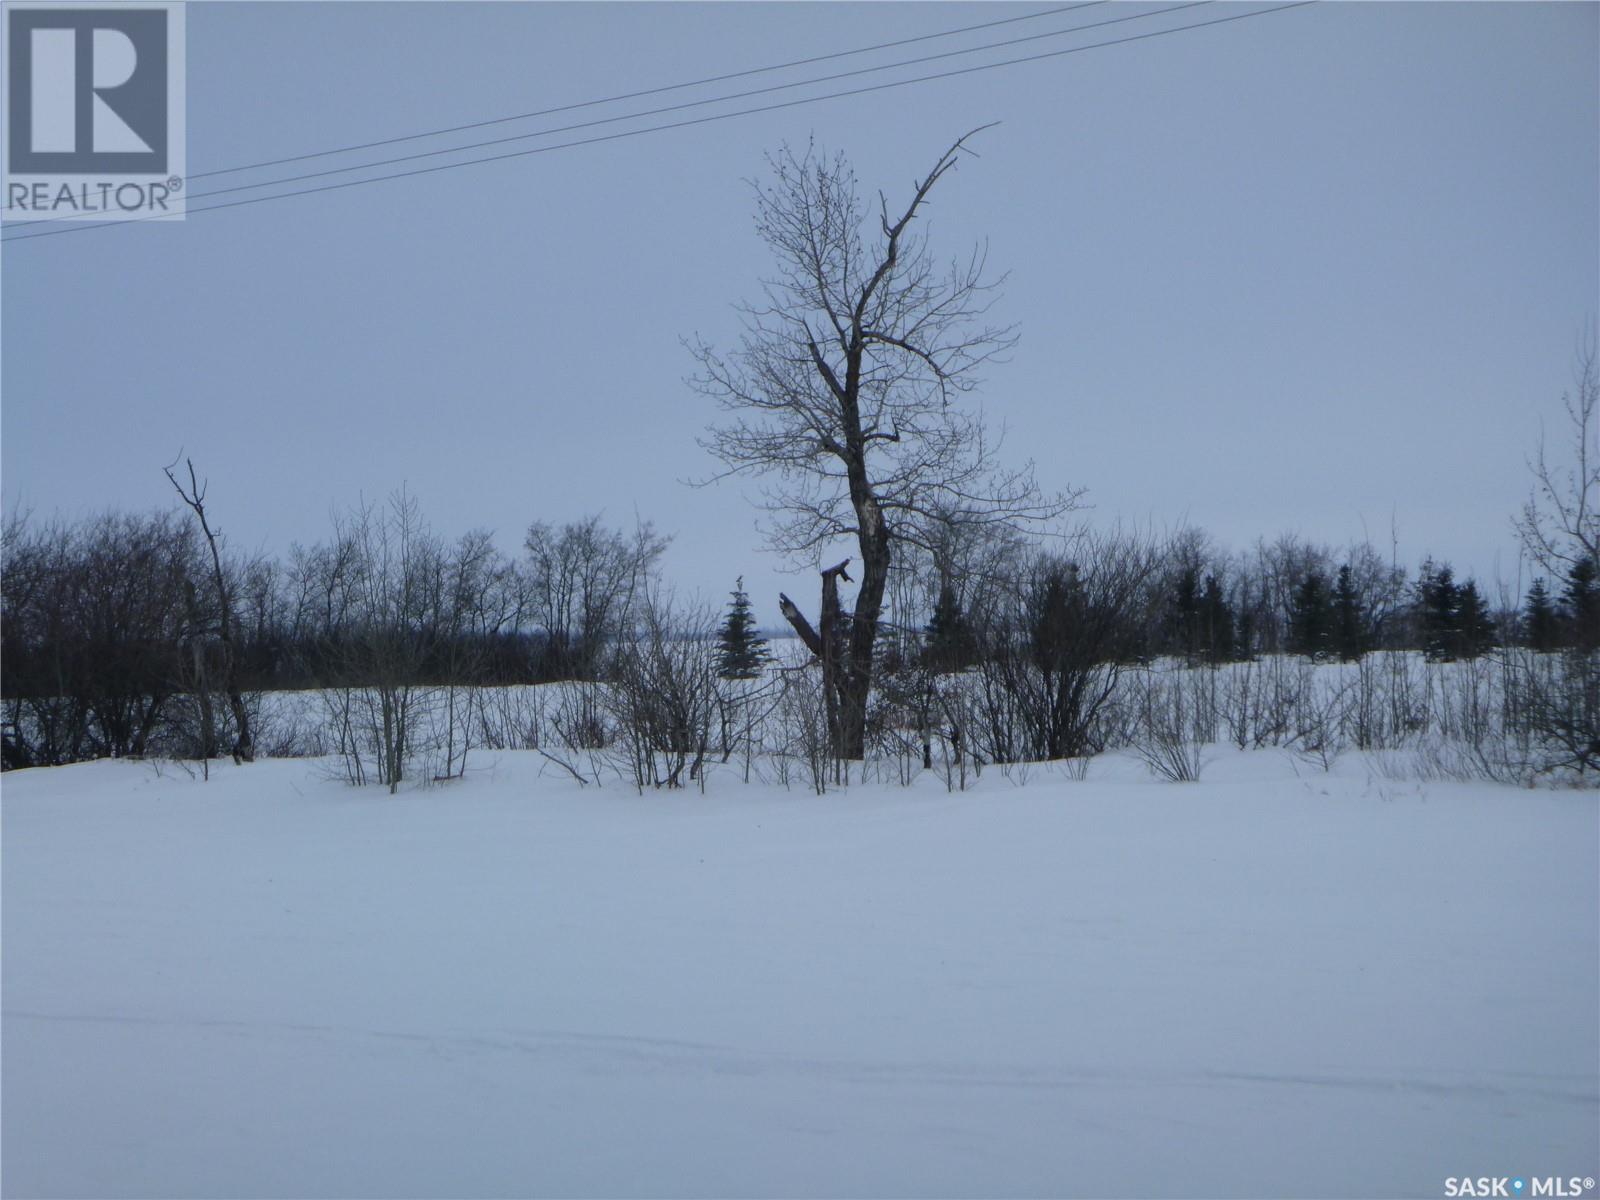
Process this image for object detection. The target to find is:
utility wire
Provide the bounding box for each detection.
[191,2,1105,181]
[1,2,1315,246]
[3,1,1118,231]
[186,1,1201,205]
[4,0,1129,227]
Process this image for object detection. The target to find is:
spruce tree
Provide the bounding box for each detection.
[1561,556,1600,651]
[1031,562,1085,671]
[1523,578,1559,651]
[1199,573,1235,664]
[1234,583,1257,661]
[1289,571,1333,659]
[1167,565,1202,662]
[925,582,977,673]
[1332,564,1367,662]
[1417,561,1460,661]
[1455,579,1496,659]
[716,577,770,679]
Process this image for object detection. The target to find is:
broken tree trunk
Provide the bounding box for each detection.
[778,559,856,760]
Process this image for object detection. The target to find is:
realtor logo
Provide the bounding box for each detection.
[3,3,185,220]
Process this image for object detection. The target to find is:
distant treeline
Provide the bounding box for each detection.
[2,498,1595,770]
[907,527,1597,672]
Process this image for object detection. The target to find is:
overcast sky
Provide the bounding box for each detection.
[3,1,1596,622]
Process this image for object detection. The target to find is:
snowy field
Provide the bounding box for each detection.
[3,751,1596,1199]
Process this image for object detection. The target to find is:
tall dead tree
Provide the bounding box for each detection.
[165,457,253,763]
[694,130,1074,758]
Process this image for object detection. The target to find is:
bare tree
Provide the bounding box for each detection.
[436,528,523,779]
[692,130,1074,758]
[1515,332,1600,575]
[523,515,669,679]
[164,457,254,762]
[317,491,446,793]
[1511,331,1600,774]
[604,591,722,792]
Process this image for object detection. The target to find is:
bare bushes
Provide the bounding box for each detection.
[603,595,721,792]
[773,664,835,794]
[1499,648,1599,778]
[1128,667,1208,782]
[1202,648,1597,784]
[307,494,523,791]
[2,511,199,765]
[967,531,1161,765]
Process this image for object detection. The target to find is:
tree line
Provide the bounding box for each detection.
[3,488,1592,772]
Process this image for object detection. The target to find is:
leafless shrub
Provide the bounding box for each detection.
[864,641,938,786]
[1219,658,1258,750]
[968,529,1161,765]
[308,493,444,792]
[1498,647,1598,779]
[1375,732,1526,787]
[775,665,833,795]
[551,683,610,751]
[476,686,547,751]
[603,593,722,792]
[435,683,481,781]
[1288,668,1348,772]
[717,673,786,784]
[250,694,318,759]
[1130,668,1206,783]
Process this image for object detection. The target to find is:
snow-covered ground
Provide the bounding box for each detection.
[3,750,1596,1199]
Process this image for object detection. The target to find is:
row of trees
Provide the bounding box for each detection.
[4,485,1593,775]
[0,495,668,771]
[546,525,1599,791]
[884,536,1595,674]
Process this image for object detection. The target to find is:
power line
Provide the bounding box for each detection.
[1,2,1315,246]
[191,2,1106,182]
[2,0,1137,228]
[2,1,1122,232]
[185,1,1203,205]
[3,2,1311,243]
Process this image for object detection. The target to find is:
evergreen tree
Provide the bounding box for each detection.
[1165,564,1202,662]
[1031,561,1087,670]
[1288,571,1333,659]
[1199,573,1235,664]
[1561,556,1600,651]
[1455,579,1496,659]
[1332,564,1367,662]
[924,581,977,673]
[1416,560,1460,661]
[1522,577,1559,651]
[716,577,770,679]
[1234,582,1257,661]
